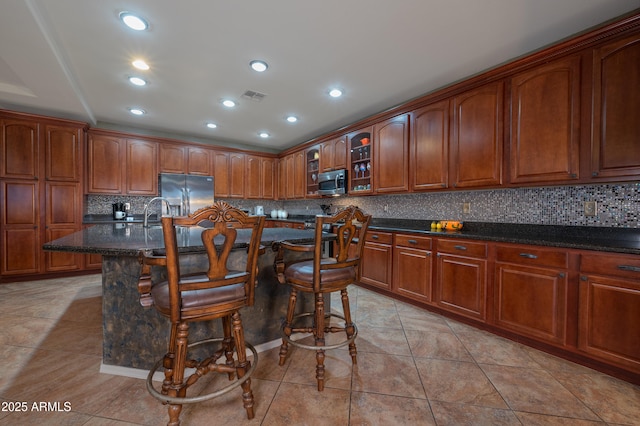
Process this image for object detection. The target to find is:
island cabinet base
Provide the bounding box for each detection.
[101,247,325,371]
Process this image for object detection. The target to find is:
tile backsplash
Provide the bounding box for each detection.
[86,182,639,228]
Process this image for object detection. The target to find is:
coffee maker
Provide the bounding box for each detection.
[112,202,126,220]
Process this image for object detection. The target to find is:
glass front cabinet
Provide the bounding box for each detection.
[349,127,372,195]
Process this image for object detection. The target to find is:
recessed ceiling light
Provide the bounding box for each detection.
[128,76,147,86]
[128,107,146,116]
[222,99,236,108]
[132,59,149,70]
[286,116,298,123]
[206,122,217,129]
[259,132,270,138]
[250,60,268,72]
[329,88,343,98]
[119,12,148,31]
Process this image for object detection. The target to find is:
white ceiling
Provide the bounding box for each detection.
[1,0,639,153]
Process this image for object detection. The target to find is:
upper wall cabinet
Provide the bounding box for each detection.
[591,33,640,180]
[87,131,157,195]
[508,55,581,184]
[1,119,40,180]
[187,146,212,175]
[245,155,274,199]
[320,136,347,172]
[159,144,186,174]
[410,100,449,191]
[450,81,504,188]
[45,124,83,182]
[374,114,410,193]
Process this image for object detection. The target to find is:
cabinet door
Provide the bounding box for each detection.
[245,154,262,199]
[261,157,275,199]
[374,114,409,193]
[411,101,449,190]
[1,119,40,180]
[229,152,245,198]
[591,34,640,180]
[394,235,433,303]
[213,151,230,198]
[320,140,334,172]
[159,144,187,174]
[45,124,82,182]
[509,56,581,184]
[495,262,567,344]
[44,181,82,272]
[87,133,124,194]
[126,139,157,195]
[187,146,212,175]
[1,180,40,276]
[360,232,393,291]
[294,150,305,198]
[277,158,287,200]
[451,82,503,188]
[333,136,347,170]
[578,274,640,372]
[436,240,487,321]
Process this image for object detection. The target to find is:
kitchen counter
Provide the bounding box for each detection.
[44,224,332,374]
[259,216,640,255]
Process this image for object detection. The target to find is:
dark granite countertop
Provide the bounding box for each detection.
[83,213,158,224]
[366,219,640,255]
[44,223,327,257]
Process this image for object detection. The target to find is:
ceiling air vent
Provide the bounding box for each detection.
[241,90,267,102]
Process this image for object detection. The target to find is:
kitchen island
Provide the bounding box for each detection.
[44,223,331,376]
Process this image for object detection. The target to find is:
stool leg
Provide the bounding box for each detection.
[167,321,189,426]
[315,292,326,391]
[279,288,297,366]
[232,311,255,420]
[162,323,178,396]
[341,289,357,364]
[222,315,235,380]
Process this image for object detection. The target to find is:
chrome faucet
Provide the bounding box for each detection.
[143,197,172,227]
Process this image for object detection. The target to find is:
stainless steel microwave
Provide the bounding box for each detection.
[317,169,347,196]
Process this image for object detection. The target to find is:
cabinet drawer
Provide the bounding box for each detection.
[437,239,487,258]
[395,234,432,250]
[581,252,640,279]
[496,245,568,268]
[365,231,393,245]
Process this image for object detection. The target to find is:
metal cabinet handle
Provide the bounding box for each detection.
[519,253,538,259]
[454,245,466,250]
[372,235,379,240]
[408,239,417,244]
[618,265,640,273]
[558,272,566,278]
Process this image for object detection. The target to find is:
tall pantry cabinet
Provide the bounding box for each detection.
[0,111,86,281]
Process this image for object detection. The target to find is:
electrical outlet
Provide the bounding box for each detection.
[383,204,389,212]
[463,202,471,214]
[584,201,597,216]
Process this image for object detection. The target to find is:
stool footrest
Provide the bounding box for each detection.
[282,311,358,352]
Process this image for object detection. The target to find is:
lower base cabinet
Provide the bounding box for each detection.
[494,244,569,345]
[360,231,393,291]
[435,239,487,321]
[393,234,432,302]
[579,253,640,373]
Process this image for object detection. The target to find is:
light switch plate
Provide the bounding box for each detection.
[463,202,471,214]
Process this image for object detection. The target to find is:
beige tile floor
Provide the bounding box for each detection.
[1,274,639,425]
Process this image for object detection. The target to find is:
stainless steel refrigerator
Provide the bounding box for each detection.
[159,173,214,215]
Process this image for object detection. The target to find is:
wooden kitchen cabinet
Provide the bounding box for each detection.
[374,114,409,193]
[159,144,187,174]
[45,181,83,272]
[213,150,231,198]
[283,150,305,199]
[1,180,41,276]
[348,128,373,195]
[393,234,433,303]
[277,157,286,200]
[245,155,274,199]
[509,55,581,184]
[450,82,503,188]
[229,152,245,198]
[590,33,640,180]
[578,252,640,373]
[320,136,347,172]
[305,146,320,197]
[360,231,393,291]
[125,139,157,195]
[494,244,569,345]
[1,118,40,180]
[45,124,83,182]
[410,101,449,191]
[187,146,212,175]
[435,239,488,321]
[87,132,125,194]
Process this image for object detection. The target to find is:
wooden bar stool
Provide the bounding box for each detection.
[138,201,265,426]
[274,206,371,390]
